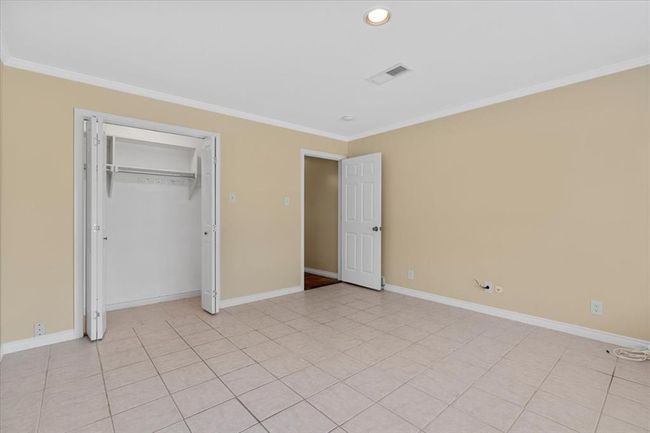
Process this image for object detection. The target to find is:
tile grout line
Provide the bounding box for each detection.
[34,345,51,433]
[95,339,119,433]
[416,324,539,432]
[165,314,273,430]
[334,311,498,430]
[171,299,390,431]
[9,289,637,433]
[95,302,498,431]
[134,321,194,433]
[188,294,511,431]
[523,347,620,433]
[500,344,566,433]
[199,316,352,431]
[419,337,512,431]
[593,364,616,433]
[505,340,618,433]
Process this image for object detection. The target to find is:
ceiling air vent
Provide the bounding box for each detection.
[367,63,411,85]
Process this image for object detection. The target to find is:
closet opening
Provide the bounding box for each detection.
[74,110,220,341]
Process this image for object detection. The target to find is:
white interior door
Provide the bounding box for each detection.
[201,138,218,314]
[341,153,382,290]
[86,116,107,340]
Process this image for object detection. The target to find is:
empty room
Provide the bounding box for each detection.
[0,2,648,433]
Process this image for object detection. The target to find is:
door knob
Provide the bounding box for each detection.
[372,226,381,232]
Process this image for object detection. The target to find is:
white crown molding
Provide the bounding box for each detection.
[0,55,349,142]
[1,329,78,356]
[220,285,303,308]
[304,267,339,280]
[385,284,649,350]
[2,51,648,143]
[106,290,201,311]
[348,55,650,141]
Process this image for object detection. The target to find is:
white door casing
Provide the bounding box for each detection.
[201,138,218,314]
[86,116,107,340]
[341,153,382,290]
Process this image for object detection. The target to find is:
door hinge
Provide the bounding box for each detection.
[93,311,101,319]
[92,224,101,232]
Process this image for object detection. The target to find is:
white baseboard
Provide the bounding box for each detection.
[385,284,649,349]
[1,329,78,356]
[304,267,339,280]
[106,290,201,311]
[221,286,303,308]
[1,287,304,357]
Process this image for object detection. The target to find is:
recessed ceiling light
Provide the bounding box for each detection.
[341,115,355,121]
[365,8,390,26]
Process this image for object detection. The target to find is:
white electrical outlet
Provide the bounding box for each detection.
[591,300,603,315]
[34,322,46,337]
[407,270,415,280]
[228,192,237,203]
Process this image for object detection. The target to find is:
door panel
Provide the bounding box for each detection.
[201,138,218,314]
[86,116,106,340]
[341,153,382,290]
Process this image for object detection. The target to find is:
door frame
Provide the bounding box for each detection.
[73,109,221,338]
[300,149,346,290]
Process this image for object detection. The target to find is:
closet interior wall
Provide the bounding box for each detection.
[103,128,202,310]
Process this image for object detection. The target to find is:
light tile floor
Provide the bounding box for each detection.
[1,283,648,433]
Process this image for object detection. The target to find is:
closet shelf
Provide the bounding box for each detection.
[106,164,197,179]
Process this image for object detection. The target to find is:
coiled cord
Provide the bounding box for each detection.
[609,347,650,362]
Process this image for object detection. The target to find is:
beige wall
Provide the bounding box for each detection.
[1,63,648,345]
[0,65,347,343]
[350,66,650,340]
[304,157,338,273]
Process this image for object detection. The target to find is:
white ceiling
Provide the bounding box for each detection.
[1,1,648,140]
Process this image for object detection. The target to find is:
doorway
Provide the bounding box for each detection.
[300,150,383,291]
[304,155,341,289]
[74,110,220,341]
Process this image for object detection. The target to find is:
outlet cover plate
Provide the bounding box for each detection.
[34,322,46,337]
[591,300,603,315]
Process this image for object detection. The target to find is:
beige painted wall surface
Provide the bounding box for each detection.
[304,157,338,273]
[350,66,650,340]
[0,66,347,343]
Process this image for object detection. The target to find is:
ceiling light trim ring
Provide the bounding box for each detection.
[365,8,391,26]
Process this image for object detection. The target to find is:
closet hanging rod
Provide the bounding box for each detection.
[106,164,196,179]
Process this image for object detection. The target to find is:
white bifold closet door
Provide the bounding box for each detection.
[340,153,382,290]
[86,116,107,341]
[201,138,219,314]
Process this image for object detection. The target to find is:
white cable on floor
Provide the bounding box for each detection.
[610,347,650,362]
